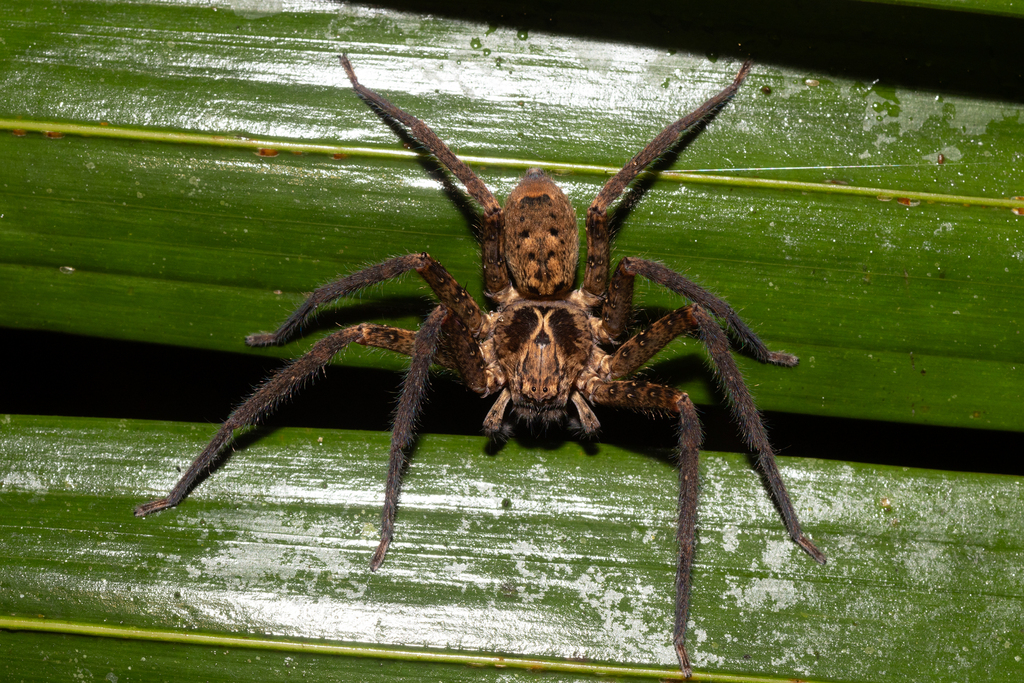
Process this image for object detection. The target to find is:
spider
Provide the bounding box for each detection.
[135,54,826,677]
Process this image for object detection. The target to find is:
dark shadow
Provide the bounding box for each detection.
[328,0,1023,104]
[344,59,486,236]
[2,327,1019,476]
[268,295,438,340]
[145,425,275,509]
[605,106,728,239]
[643,354,720,397]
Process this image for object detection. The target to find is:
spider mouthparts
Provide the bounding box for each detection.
[510,401,569,430]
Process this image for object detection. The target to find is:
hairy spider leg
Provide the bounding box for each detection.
[588,380,701,677]
[583,61,753,298]
[603,261,823,562]
[371,306,523,568]
[604,306,701,377]
[372,305,447,570]
[246,252,484,347]
[590,298,822,676]
[688,304,825,562]
[134,316,442,519]
[440,314,493,396]
[606,257,798,366]
[339,55,510,297]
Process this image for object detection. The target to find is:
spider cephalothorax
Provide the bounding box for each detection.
[136,55,825,678]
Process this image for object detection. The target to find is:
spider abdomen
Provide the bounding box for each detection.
[502,168,578,298]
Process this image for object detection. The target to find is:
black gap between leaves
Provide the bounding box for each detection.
[1,327,1018,476]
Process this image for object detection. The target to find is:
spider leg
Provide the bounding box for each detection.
[606,306,699,378]
[603,258,821,559]
[440,313,493,396]
[588,380,701,678]
[688,302,825,563]
[482,389,511,436]
[442,310,510,436]
[603,257,798,366]
[582,61,752,297]
[372,305,447,570]
[603,293,823,561]
[340,55,510,297]
[587,272,824,675]
[134,316,444,519]
[247,253,483,347]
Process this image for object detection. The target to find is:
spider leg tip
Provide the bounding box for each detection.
[799,536,827,565]
[245,333,275,347]
[675,641,693,678]
[735,59,754,85]
[133,500,164,517]
[769,351,799,367]
[369,539,391,572]
[339,54,358,83]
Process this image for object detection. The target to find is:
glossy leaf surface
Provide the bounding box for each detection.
[1,1,1022,430]
[3,414,1024,682]
[0,1,1022,682]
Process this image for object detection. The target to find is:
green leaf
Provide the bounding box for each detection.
[3,414,1024,682]
[2,1,1022,428]
[0,1,1022,682]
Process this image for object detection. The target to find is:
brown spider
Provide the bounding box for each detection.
[136,55,826,677]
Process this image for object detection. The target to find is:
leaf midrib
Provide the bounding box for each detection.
[0,614,829,683]
[4,119,1023,210]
